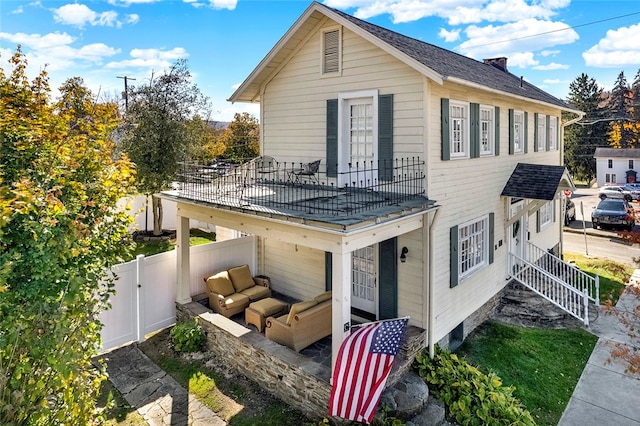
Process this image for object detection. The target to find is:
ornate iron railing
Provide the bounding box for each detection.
[175,157,426,217]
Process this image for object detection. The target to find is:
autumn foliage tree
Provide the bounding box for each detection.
[219,112,260,163]
[0,49,135,424]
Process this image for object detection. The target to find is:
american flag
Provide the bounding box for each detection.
[328,317,409,424]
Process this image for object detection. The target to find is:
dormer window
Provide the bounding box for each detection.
[322,28,341,74]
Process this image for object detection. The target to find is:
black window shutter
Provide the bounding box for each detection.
[494,106,500,156]
[489,213,495,265]
[378,238,398,319]
[470,103,480,158]
[441,98,450,161]
[546,115,551,151]
[524,111,529,154]
[508,109,514,155]
[450,226,459,288]
[325,252,332,291]
[326,99,338,177]
[536,211,541,233]
[534,113,539,152]
[378,94,394,181]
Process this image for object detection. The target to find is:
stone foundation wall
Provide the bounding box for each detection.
[177,301,332,420]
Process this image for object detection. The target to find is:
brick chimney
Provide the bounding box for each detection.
[483,57,508,72]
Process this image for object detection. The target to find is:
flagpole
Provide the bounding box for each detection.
[350,316,410,329]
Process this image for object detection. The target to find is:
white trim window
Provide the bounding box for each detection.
[548,116,558,150]
[539,202,553,230]
[322,28,341,75]
[480,105,494,156]
[458,215,489,279]
[513,110,524,153]
[450,101,469,158]
[537,114,546,151]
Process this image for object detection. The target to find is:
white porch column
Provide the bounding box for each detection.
[176,215,192,304]
[331,249,352,380]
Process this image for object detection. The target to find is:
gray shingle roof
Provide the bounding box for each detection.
[594,148,640,159]
[501,163,572,200]
[327,4,572,110]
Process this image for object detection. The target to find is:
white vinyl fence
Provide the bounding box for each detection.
[99,236,257,353]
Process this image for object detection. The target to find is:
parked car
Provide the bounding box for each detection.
[591,199,635,231]
[623,184,640,201]
[564,199,576,225]
[598,185,633,202]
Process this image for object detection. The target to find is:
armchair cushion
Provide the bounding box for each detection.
[240,285,271,301]
[221,293,250,309]
[206,271,235,297]
[286,300,317,326]
[228,265,255,292]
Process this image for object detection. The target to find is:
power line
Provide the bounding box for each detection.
[464,10,640,49]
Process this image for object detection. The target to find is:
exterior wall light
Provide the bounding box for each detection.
[400,247,409,263]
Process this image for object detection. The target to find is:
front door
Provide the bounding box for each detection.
[509,200,526,269]
[351,245,377,316]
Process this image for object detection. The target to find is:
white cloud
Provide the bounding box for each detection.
[506,52,538,68]
[105,47,189,71]
[583,23,640,68]
[458,19,578,60]
[533,62,569,71]
[126,14,140,24]
[107,0,159,5]
[323,0,569,25]
[439,28,460,42]
[183,0,236,10]
[540,49,560,57]
[53,3,137,28]
[11,5,24,14]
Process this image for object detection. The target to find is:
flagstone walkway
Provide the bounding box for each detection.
[101,344,225,426]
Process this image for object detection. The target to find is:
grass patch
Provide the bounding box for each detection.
[457,321,598,426]
[564,253,631,304]
[130,228,216,260]
[138,328,311,425]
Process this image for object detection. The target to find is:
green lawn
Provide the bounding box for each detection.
[129,228,216,260]
[564,253,631,304]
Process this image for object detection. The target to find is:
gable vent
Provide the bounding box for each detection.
[323,30,339,74]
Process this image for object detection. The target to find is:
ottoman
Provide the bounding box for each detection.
[245,298,288,332]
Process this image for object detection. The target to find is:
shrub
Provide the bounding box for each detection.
[414,346,536,426]
[170,319,206,353]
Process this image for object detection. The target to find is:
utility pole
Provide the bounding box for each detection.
[117,76,136,111]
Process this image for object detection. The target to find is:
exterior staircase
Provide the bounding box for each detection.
[508,242,599,325]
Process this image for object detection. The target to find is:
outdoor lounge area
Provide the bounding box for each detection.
[176,291,427,419]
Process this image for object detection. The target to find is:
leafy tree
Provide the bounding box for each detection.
[118,59,210,235]
[219,112,260,163]
[607,71,635,147]
[0,49,135,424]
[609,122,640,148]
[564,73,608,182]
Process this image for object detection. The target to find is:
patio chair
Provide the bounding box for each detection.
[289,159,320,184]
[255,156,278,182]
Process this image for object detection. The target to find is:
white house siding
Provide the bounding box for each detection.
[595,156,636,186]
[397,229,427,325]
[261,24,426,164]
[426,81,564,343]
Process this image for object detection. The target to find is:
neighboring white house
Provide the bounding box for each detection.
[594,147,640,186]
[162,1,591,393]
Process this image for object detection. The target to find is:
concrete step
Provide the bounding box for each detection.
[378,372,446,425]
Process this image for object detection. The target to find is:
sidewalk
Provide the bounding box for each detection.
[101,344,226,426]
[558,285,640,425]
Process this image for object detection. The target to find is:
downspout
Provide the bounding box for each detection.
[559,111,585,255]
[427,207,440,358]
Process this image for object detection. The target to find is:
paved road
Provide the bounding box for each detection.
[563,230,640,267]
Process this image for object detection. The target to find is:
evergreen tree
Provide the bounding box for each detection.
[564,74,608,182]
[608,71,634,147]
[631,69,640,121]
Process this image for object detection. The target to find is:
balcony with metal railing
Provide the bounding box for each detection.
[169,157,432,230]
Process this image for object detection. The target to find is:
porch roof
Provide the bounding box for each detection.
[501,163,575,201]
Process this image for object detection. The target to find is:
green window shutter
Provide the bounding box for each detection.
[326,99,338,177]
[489,213,495,265]
[546,115,551,151]
[378,94,394,181]
[378,238,398,319]
[508,109,514,155]
[536,211,541,233]
[494,106,500,156]
[534,113,539,152]
[470,103,480,158]
[450,226,459,288]
[324,252,332,291]
[524,111,529,154]
[441,98,450,161]
[553,200,557,223]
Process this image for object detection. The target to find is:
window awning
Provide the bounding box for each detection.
[501,163,575,201]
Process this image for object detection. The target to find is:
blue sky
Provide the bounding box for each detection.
[1,0,640,121]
